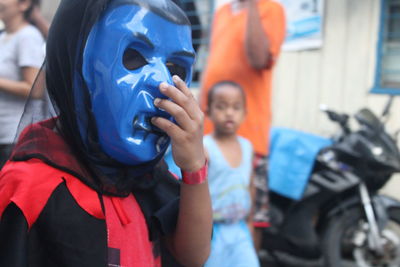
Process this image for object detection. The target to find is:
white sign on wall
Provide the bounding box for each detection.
[277,0,325,51]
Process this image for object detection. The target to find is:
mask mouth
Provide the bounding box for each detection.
[132,114,167,139]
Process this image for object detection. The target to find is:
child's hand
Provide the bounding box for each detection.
[152,75,206,172]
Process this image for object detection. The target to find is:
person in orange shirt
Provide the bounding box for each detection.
[200,0,286,251]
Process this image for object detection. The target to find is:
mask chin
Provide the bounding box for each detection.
[100,130,170,165]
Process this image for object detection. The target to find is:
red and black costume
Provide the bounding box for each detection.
[0,118,182,266]
[0,0,188,266]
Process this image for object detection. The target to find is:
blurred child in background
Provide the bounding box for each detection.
[204,81,259,267]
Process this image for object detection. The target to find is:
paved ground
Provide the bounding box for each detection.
[260,257,358,267]
[259,248,377,267]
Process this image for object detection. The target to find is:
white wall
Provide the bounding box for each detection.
[273,0,380,133]
[272,0,400,198]
[40,0,61,21]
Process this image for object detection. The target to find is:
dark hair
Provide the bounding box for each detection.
[207,81,246,109]
[22,0,40,19]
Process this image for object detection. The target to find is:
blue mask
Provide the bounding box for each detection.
[80,3,195,165]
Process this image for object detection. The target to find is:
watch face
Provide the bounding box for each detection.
[79,3,195,165]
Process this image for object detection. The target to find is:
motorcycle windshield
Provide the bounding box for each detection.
[355,108,383,131]
[334,130,400,172]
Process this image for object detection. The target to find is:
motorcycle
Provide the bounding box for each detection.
[261,97,400,267]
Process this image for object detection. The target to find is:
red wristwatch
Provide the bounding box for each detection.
[181,160,208,185]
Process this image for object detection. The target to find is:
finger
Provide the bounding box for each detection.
[172,75,192,97]
[151,116,183,140]
[172,75,203,116]
[159,82,201,121]
[159,82,187,108]
[154,98,193,131]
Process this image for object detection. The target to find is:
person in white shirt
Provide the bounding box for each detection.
[0,0,45,168]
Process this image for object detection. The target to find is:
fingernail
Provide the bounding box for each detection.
[154,98,160,105]
[151,117,157,123]
[173,75,180,82]
[160,82,168,91]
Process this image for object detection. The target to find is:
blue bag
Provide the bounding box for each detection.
[268,127,332,200]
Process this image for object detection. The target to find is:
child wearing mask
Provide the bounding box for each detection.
[0,0,212,266]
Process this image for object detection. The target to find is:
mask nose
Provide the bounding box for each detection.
[147,59,174,90]
[137,60,173,115]
[133,62,174,134]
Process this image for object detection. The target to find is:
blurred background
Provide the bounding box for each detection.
[2,0,399,198]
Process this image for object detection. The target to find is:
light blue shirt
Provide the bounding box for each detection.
[204,135,253,223]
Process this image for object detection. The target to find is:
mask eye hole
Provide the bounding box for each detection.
[123,48,148,70]
[166,62,187,81]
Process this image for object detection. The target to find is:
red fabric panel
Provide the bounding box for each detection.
[62,172,105,220]
[104,194,161,267]
[0,159,104,229]
[0,159,64,228]
[110,197,131,225]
